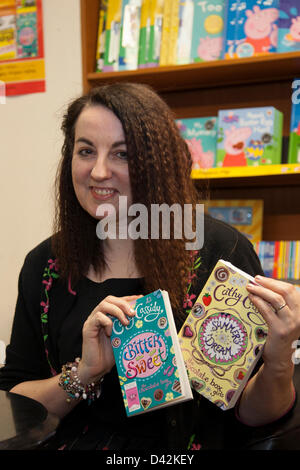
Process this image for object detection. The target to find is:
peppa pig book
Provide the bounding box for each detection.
[110,290,193,417]
[277,0,300,53]
[222,0,279,59]
[176,117,218,169]
[178,259,268,410]
[216,106,283,167]
[190,0,226,63]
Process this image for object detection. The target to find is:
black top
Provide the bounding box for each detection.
[0,215,264,450]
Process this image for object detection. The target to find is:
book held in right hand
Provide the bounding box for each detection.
[178,260,268,410]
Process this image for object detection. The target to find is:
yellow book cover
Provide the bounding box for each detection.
[168,0,179,65]
[178,259,268,410]
[203,199,264,244]
[103,0,123,71]
[159,0,171,66]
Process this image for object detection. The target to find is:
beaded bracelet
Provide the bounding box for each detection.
[59,357,103,405]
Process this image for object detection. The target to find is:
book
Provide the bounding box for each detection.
[147,0,164,67]
[119,0,142,71]
[216,106,283,167]
[222,0,279,59]
[190,0,225,63]
[95,0,108,72]
[178,260,268,410]
[204,199,264,243]
[168,0,180,65]
[103,0,123,72]
[253,240,300,281]
[288,88,300,164]
[159,0,171,66]
[137,0,151,68]
[176,0,194,65]
[110,289,193,416]
[277,0,300,53]
[176,116,218,169]
[253,241,275,277]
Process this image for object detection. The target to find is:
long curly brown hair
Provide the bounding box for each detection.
[53,83,201,324]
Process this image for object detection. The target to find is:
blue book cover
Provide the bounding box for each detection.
[223,0,279,59]
[216,106,283,167]
[110,290,193,416]
[277,0,300,53]
[257,241,275,278]
[176,117,218,169]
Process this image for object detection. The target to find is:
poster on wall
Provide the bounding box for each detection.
[0,0,45,96]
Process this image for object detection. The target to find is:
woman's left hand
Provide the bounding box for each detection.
[247,276,300,373]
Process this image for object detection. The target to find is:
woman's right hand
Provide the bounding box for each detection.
[77,295,142,385]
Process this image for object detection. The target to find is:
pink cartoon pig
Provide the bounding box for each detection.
[290,17,300,42]
[222,126,252,167]
[244,6,279,53]
[197,36,223,61]
[186,138,214,169]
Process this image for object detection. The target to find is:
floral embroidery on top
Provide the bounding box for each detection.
[183,250,201,314]
[187,434,202,450]
[40,258,60,376]
[184,251,202,451]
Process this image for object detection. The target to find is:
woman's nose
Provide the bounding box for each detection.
[90,155,112,180]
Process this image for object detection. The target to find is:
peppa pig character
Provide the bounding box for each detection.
[197,36,223,61]
[222,126,252,167]
[243,6,279,54]
[186,138,215,169]
[288,17,300,42]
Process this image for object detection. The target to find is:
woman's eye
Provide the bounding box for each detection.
[78,148,94,157]
[115,151,128,160]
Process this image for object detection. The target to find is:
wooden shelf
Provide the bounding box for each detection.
[80,0,300,242]
[191,164,300,188]
[194,172,300,190]
[85,52,300,93]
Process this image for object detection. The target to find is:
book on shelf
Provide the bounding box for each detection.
[254,240,300,282]
[203,199,263,244]
[216,106,283,168]
[288,83,300,164]
[103,0,123,72]
[277,0,300,54]
[158,0,171,66]
[147,0,164,67]
[222,0,279,59]
[94,0,300,72]
[176,116,218,169]
[110,289,193,417]
[137,0,151,68]
[118,0,142,71]
[176,0,194,65]
[95,0,108,72]
[190,0,225,63]
[178,259,268,410]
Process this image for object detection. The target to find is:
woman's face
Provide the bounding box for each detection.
[71,105,132,220]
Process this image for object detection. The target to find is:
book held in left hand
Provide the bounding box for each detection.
[178,260,268,410]
[110,290,193,417]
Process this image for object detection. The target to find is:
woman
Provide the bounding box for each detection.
[0,83,299,450]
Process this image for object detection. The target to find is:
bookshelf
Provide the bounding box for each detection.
[80,0,300,245]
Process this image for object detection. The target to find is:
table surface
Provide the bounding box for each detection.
[0,391,59,450]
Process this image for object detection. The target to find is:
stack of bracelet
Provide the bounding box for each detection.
[59,357,103,405]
